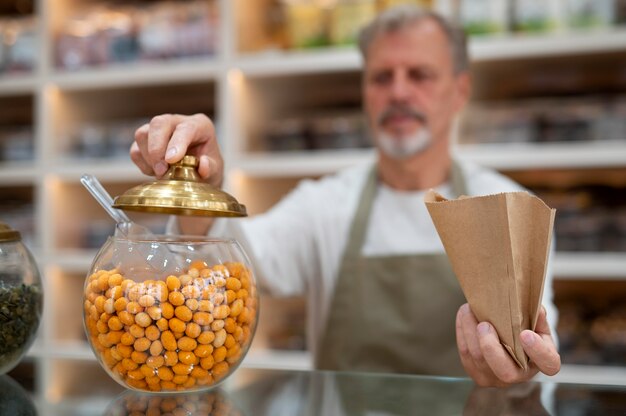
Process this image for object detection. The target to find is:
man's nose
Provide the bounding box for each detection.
[389,73,411,102]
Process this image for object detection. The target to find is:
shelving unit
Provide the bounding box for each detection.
[1,0,625,397]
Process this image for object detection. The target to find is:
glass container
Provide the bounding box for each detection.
[0,222,43,375]
[83,234,259,393]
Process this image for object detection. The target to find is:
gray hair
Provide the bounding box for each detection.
[357,5,469,74]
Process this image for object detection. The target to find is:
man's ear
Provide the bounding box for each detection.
[453,72,472,113]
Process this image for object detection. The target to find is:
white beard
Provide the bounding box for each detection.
[377,128,432,159]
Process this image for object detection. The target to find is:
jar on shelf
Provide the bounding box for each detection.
[329,0,377,46]
[0,221,43,375]
[512,0,561,33]
[564,0,616,29]
[82,156,259,393]
[284,0,329,49]
[458,0,509,35]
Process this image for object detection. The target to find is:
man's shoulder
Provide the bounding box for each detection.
[458,160,527,195]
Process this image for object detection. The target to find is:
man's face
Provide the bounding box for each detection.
[363,19,469,159]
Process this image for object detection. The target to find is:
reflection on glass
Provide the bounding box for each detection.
[233,370,475,415]
[0,374,37,416]
[104,387,243,416]
[464,383,550,416]
[231,370,564,416]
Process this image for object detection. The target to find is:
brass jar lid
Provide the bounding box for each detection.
[0,221,21,242]
[113,155,247,217]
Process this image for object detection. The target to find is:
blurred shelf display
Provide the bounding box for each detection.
[53,0,219,71]
[554,279,626,372]
[0,14,38,77]
[0,0,625,400]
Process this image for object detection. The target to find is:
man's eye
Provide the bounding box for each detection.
[409,70,433,82]
[371,72,391,85]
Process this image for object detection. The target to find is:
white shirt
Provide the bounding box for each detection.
[205,160,557,359]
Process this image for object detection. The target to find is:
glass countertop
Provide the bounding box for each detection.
[2,359,626,415]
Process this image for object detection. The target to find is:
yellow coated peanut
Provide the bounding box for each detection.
[197,331,215,345]
[226,278,241,291]
[213,305,230,320]
[139,295,156,308]
[168,291,185,306]
[174,306,192,322]
[135,312,152,328]
[185,322,201,339]
[149,340,163,357]
[177,337,197,352]
[134,337,151,352]
[168,318,186,333]
[161,331,177,351]
[166,275,181,291]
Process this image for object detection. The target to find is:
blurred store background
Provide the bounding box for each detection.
[0,0,625,402]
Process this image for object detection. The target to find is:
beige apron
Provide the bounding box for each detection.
[316,163,468,376]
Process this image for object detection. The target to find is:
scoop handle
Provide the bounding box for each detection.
[80,174,132,225]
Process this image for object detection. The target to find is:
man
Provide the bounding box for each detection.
[130,5,561,386]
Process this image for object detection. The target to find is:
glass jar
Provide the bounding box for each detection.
[83,234,258,393]
[0,374,37,415]
[0,222,43,375]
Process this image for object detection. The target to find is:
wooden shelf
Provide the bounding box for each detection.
[0,74,37,96]
[47,160,148,182]
[553,252,626,280]
[453,141,626,170]
[237,47,361,77]
[470,27,626,62]
[235,27,626,78]
[49,58,221,91]
[0,163,39,185]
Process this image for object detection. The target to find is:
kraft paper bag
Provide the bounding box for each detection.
[424,191,555,369]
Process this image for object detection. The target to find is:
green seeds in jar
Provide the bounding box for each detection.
[0,283,43,372]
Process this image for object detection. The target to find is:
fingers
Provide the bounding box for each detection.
[147,115,180,176]
[521,307,561,376]
[166,114,216,164]
[456,304,500,387]
[130,141,153,176]
[131,114,220,182]
[477,322,534,384]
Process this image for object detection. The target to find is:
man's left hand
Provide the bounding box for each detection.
[455,303,561,387]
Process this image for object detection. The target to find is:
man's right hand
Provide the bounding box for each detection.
[131,113,224,188]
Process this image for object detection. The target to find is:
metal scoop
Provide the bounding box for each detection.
[80,174,184,275]
[80,174,152,238]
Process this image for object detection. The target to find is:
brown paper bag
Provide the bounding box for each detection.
[424,191,555,369]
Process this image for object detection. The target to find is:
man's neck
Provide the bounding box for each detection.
[377,139,451,191]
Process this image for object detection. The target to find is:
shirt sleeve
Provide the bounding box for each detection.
[211,180,325,298]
